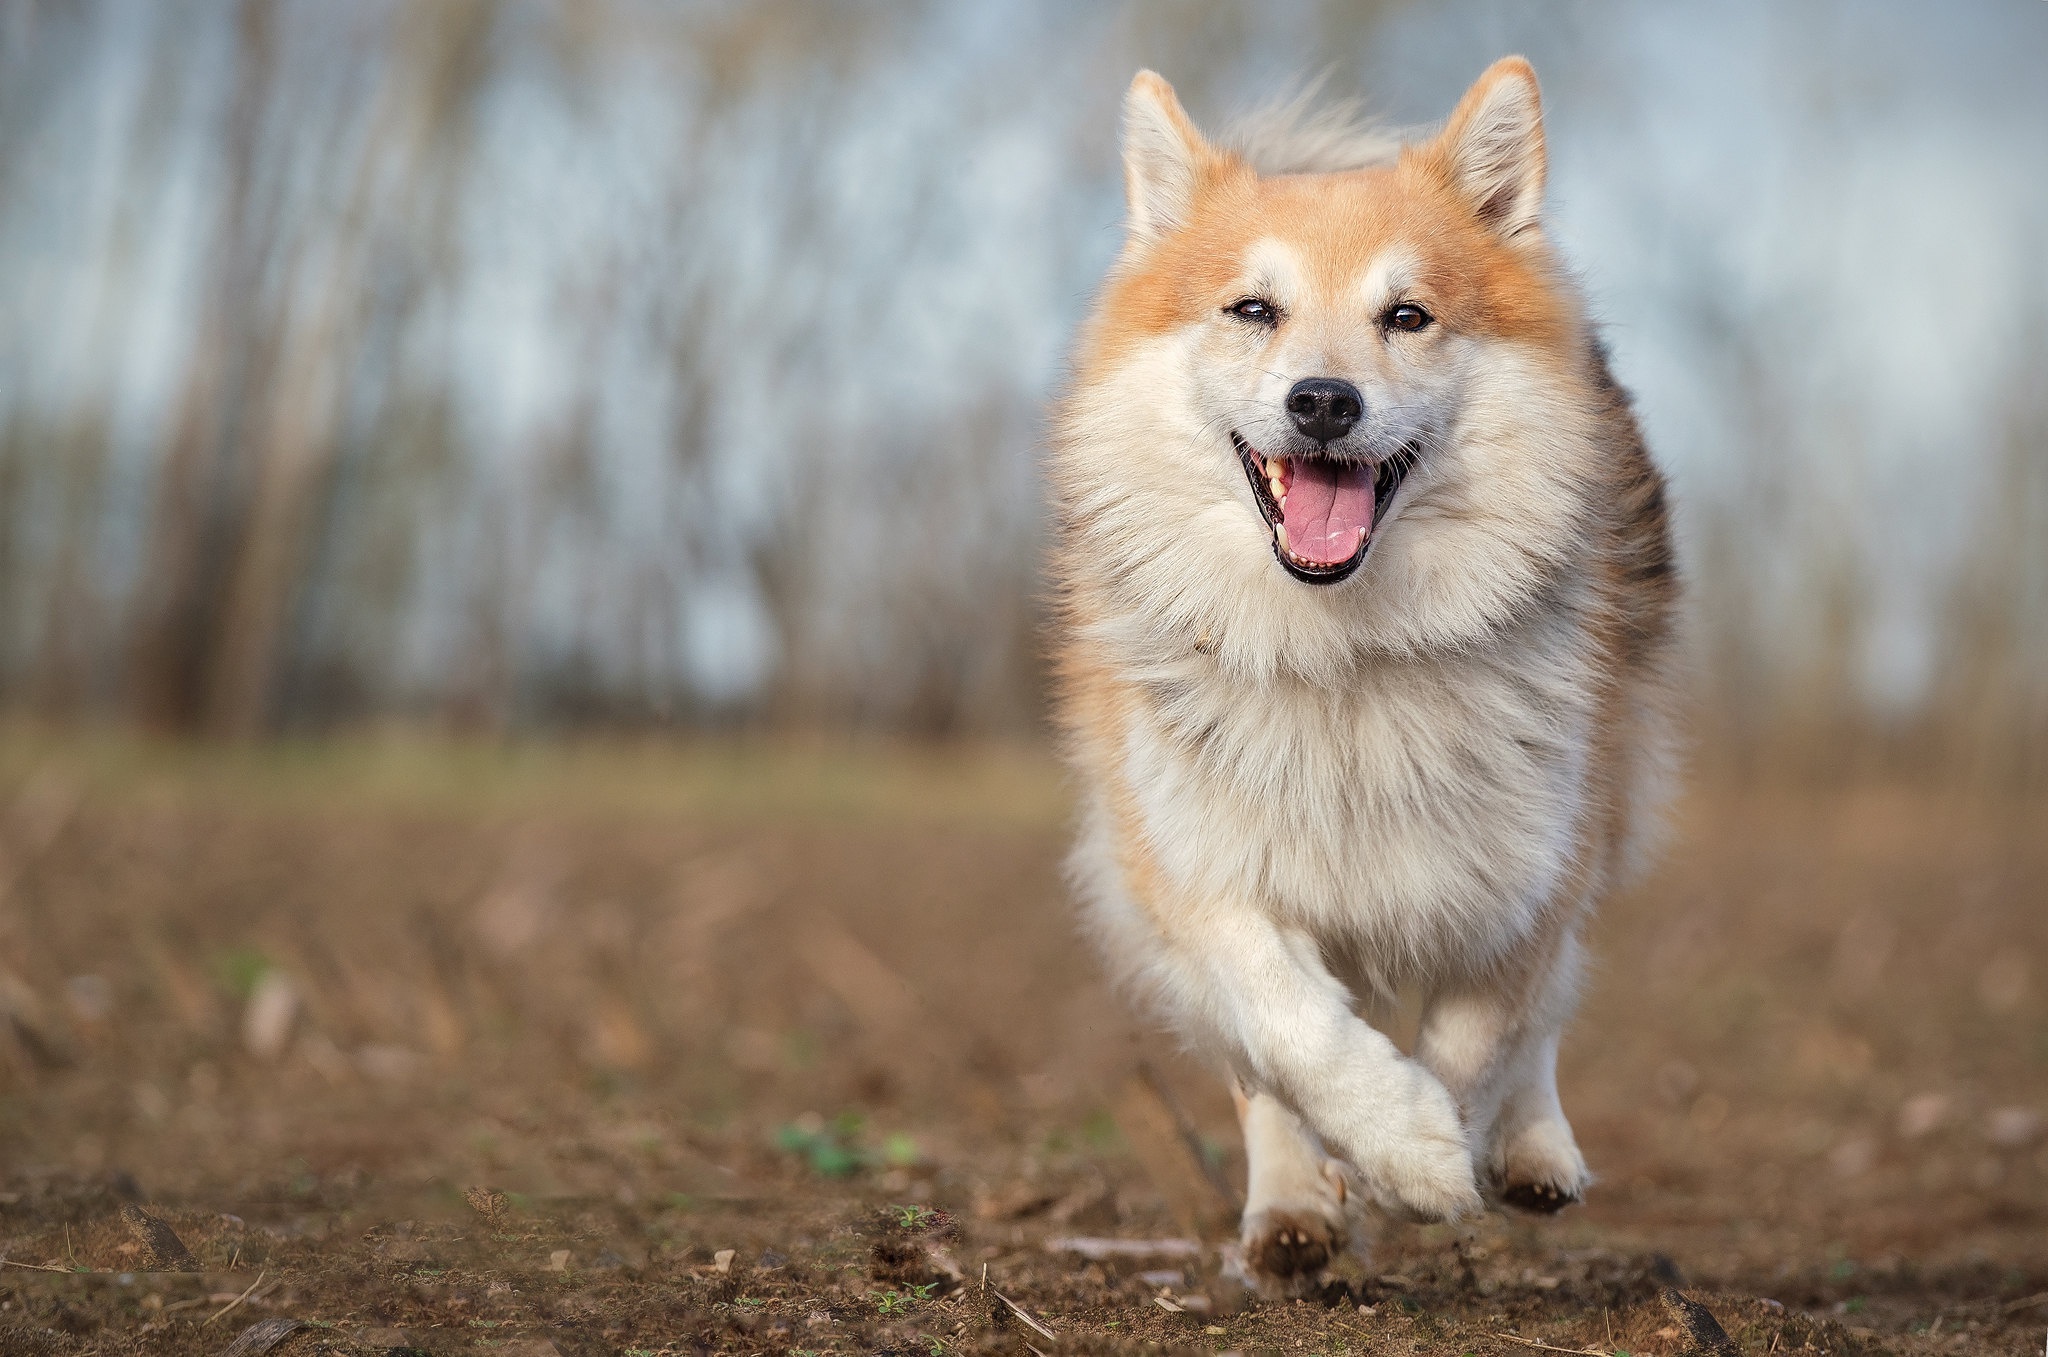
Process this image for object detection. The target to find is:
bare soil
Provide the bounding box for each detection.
[0,736,2043,1355]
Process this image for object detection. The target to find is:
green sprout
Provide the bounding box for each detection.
[774,1113,923,1178]
[213,947,273,1000]
[775,1119,862,1177]
[870,1283,936,1315]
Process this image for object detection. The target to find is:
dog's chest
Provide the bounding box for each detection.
[1125,642,1594,964]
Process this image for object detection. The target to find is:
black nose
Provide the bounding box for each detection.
[1285,377,1363,444]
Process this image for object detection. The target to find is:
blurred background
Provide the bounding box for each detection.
[0,5,2045,1352]
[2,0,2044,779]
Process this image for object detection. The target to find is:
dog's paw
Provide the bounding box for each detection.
[1369,1139,1482,1223]
[1490,1116,1588,1214]
[1499,1180,1578,1213]
[1359,1076,1483,1224]
[1239,1203,1346,1295]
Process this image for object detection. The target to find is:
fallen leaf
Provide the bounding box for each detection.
[119,1204,197,1271]
[1660,1288,1739,1357]
[241,972,298,1060]
[464,1185,508,1220]
[220,1317,303,1357]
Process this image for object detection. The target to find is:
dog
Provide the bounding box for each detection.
[1047,58,1680,1293]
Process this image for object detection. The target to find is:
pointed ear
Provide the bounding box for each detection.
[1121,70,1214,244]
[1434,57,1546,238]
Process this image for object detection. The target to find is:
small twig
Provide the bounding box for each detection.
[1491,1332,1611,1357]
[1138,1059,1241,1210]
[991,1288,1056,1343]
[1999,1291,2048,1315]
[203,1270,266,1325]
[0,1258,70,1273]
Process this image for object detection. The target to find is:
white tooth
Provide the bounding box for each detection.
[1274,523,1288,550]
[1268,477,1286,501]
[1265,457,1284,478]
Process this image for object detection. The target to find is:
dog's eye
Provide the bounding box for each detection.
[1386,303,1432,332]
[1225,297,1280,326]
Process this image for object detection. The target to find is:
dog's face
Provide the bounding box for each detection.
[1183,172,1519,586]
[1059,61,1603,668]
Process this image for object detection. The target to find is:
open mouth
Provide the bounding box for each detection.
[1232,431,1414,585]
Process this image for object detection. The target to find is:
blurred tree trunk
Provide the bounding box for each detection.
[124,0,276,732]
[210,0,491,736]
[1929,318,2048,789]
[131,0,492,736]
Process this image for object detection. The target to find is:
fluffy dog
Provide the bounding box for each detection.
[1047,58,1680,1292]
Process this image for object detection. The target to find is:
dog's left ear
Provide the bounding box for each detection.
[1434,57,1545,238]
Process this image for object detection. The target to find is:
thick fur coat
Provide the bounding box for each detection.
[1047,59,1680,1290]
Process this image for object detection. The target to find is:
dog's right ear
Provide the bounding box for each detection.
[1122,71,1214,245]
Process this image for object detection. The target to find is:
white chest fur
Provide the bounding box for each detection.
[1109,611,1596,979]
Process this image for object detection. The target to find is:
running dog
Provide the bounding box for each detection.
[1048,58,1680,1292]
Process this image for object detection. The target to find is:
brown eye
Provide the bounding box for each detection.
[1225,297,1280,326]
[1386,303,1432,332]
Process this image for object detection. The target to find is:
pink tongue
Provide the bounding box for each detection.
[1282,460,1374,565]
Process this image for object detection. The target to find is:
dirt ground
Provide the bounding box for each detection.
[0,733,2043,1356]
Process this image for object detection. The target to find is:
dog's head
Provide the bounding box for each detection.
[1058,60,1606,669]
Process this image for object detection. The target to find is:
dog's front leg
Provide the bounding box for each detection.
[1415,930,1590,1212]
[1154,906,1483,1227]
[1230,1080,1350,1294]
